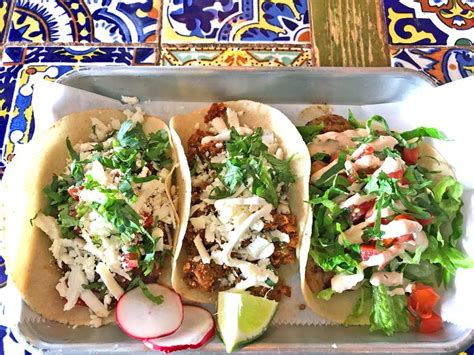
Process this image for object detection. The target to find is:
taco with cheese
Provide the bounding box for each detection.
[1,108,189,327]
[298,109,471,335]
[170,101,311,303]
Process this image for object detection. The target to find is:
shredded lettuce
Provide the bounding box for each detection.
[316,288,335,301]
[370,285,410,336]
[344,284,371,325]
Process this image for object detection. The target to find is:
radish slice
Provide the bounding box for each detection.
[116,284,183,340]
[144,305,215,352]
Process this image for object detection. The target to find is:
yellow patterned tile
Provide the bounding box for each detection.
[160,45,312,66]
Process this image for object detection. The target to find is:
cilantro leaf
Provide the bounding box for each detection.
[347,110,364,129]
[139,279,163,305]
[400,127,447,141]
[297,123,324,144]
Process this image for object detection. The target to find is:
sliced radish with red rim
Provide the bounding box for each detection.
[116,284,183,340]
[144,305,215,352]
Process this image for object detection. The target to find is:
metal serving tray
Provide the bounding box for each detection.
[14,67,472,354]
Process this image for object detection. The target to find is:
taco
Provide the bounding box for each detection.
[170,101,311,303]
[299,110,470,335]
[1,108,189,327]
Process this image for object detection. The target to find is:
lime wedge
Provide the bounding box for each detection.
[217,291,278,353]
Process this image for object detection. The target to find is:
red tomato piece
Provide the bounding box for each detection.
[142,212,154,229]
[382,234,413,248]
[409,284,440,319]
[122,252,139,270]
[419,312,443,334]
[417,216,434,227]
[67,186,83,201]
[364,146,375,155]
[402,147,420,166]
[330,152,339,162]
[75,298,87,307]
[394,214,414,221]
[360,244,381,261]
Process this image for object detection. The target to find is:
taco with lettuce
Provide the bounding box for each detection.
[298,110,472,335]
[1,108,189,327]
[170,101,311,303]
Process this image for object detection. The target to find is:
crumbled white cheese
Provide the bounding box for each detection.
[194,236,211,264]
[370,272,404,287]
[96,262,124,300]
[226,108,240,128]
[331,273,364,293]
[121,96,139,105]
[246,237,275,261]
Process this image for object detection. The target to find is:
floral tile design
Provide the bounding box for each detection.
[160,45,312,65]
[383,0,474,45]
[7,0,160,44]
[391,47,474,84]
[161,0,311,44]
[2,46,158,66]
[0,0,12,42]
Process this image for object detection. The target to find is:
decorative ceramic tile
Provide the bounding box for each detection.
[0,0,12,42]
[161,0,310,44]
[1,65,76,169]
[0,65,22,175]
[161,45,312,65]
[391,47,474,84]
[7,0,160,44]
[383,0,474,45]
[2,46,158,65]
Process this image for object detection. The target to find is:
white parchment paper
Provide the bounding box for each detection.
[3,77,473,331]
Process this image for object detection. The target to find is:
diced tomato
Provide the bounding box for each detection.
[419,312,443,334]
[408,283,440,319]
[381,217,390,225]
[67,186,83,201]
[69,207,77,217]
[409,314,416,329]
[417,216,434,227]
[330,152,339,162]
[402,147,419,166]
[388,170,409,185]
[122,252,139,270]
[364,146,375,155]
[75,298,87,307]
[142,212,154,229]
[360,244,381,261]
[382,234,413,247]
[394,213,414,221]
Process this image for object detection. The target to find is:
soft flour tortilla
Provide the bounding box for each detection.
[299,116,455,325]
[1,109,189,326]
[170,100,312,303]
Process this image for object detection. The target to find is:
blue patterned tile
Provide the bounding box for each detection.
[7,0,159,43]
[391,47,474,84]
[133,47,157,65]
[2,46,159,65]
[161,0,311,44]
[0,0,12,42]
[0,65,22,175]
[383,0,474,45]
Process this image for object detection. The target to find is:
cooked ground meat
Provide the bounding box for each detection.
[270,243,297,267]
[311,160,328,175]
[183,258,232,292]
[187,129,224,163]
[204,102,227,123]
[305,258,334,293]
[249,282,291,302]
[306,114,352,133]
[264,212,299,248]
